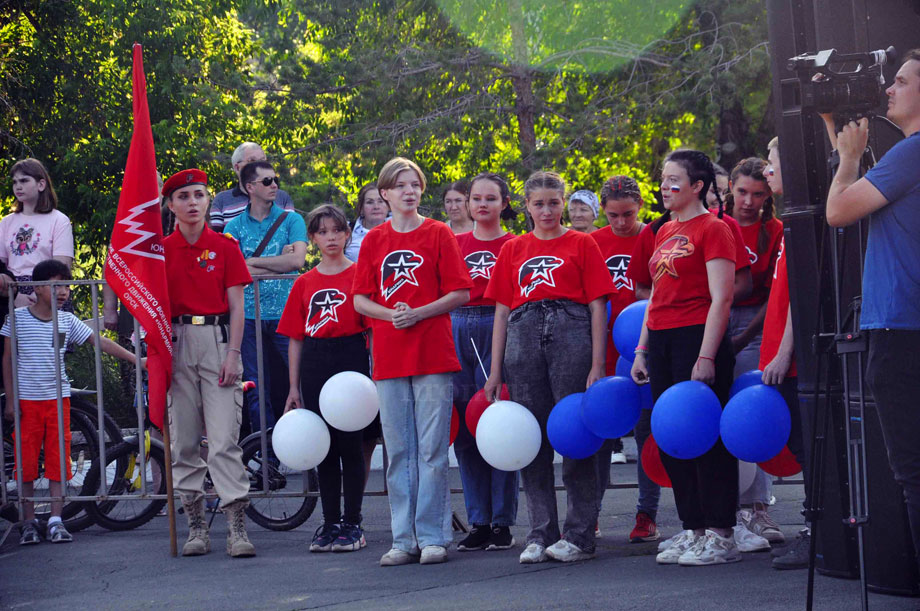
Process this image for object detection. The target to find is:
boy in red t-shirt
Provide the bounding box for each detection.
[484,171,613,564]
[353,157,472,566]
[278,204,371,554]
[590,175,659,543]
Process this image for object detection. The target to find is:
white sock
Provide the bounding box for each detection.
[48,516,62,526]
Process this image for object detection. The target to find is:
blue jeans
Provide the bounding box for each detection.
[451,306,519,527]
[241,319,289,433]
[376,374,453,551]
[504,300,598,552]
[634,409,661,520]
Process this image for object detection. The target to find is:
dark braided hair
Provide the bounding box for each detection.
[470,172,518,221]
[651,149,722,234]
[600,175,642,206]
[724,157,775,255]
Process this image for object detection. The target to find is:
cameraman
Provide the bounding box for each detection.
[826,49,920,574]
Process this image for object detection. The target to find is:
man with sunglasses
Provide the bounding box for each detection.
[210,142,294,232]
[225,160,307,436]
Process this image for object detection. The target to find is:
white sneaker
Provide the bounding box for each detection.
[740,505,786,544]
[379,548,420,566]
[519,542,548,564]
[658,530,689,553]
[655,530,699,564]
[611,451,627,464]
[419,545,448,564]
[733,523,771,553]
[678,530,741,566]
[545,539,594,562]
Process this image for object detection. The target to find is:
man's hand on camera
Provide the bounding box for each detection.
[836,118,869,163]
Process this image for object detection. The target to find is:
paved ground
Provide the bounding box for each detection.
[1,440,917,611]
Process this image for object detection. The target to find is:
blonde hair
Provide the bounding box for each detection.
[376,157,427,194]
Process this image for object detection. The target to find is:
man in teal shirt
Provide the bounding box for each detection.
[225,160,307,434]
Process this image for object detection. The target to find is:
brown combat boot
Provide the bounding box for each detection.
[181,495,210,556]
[224,500,256,558]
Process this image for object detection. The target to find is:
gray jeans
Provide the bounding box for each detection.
[504,299,598,552]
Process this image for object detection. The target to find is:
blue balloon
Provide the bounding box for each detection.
[548,393,604,459]
[651,381,722,459]
[730,370,764,398]
[720,385,791,463]
[612,300,648,363]
[615,356,653,410]
[606,300,612,324]
[581,376,641,438]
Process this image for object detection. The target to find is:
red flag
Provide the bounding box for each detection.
[105,45,172,429]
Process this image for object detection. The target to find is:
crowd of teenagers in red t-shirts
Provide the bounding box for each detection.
[6,143,807,569]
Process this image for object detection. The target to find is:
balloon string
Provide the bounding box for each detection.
[470,337,489,382]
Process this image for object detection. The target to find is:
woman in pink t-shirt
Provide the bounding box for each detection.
[2,159,74,307]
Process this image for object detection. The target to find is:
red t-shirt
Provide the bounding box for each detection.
[485,230,613,311]
[164,226,252,316]
[352,218,473,380]
[759,237,797,376]
[277,265,368,340]
[591,227,643,373]
[455,231,516,306]
[646,213,736,330]
[735,218,784,307]
[627,213,750,289]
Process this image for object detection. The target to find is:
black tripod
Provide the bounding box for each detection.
[804,147,876,611]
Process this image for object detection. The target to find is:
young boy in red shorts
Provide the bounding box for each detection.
[2,259,141,545]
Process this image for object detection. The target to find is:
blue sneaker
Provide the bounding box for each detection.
[310,522,340,552]
[332,523,366,552]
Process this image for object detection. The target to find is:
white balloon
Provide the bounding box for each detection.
[738,460,757,496]
[272,409,330,471]
[319,371,380,432]
[475,400,541,472]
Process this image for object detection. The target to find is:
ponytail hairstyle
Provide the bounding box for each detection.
[10,158,58,214]
[600,175,643,206]
[725,157,775,255]
[523,171,566,200]
[470,172,518,221]
[651,149,721,234]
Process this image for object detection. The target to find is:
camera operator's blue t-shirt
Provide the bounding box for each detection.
[861,132,920,330]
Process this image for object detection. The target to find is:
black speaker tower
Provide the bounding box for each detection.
[766,0,920,600]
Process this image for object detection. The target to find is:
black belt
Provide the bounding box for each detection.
[172,314,229,326]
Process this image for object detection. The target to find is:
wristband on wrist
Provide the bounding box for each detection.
[228,347,242,355]
[697,355,714,362]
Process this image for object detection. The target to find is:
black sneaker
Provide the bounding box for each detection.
[331,523,366,552]
[486,525,515,551]
[310,522,340,552]
[773,529,810,570]
[457,524,491,551]
[19,520,43,545]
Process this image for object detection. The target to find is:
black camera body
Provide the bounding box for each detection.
[787,46,897,122]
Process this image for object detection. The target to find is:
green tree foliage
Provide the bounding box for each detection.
[1,0,774,258]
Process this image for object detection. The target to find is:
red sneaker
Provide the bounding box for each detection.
[629,512,660,543]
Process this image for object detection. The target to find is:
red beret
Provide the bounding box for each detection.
[162,169,208,198]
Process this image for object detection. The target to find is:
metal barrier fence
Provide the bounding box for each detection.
[0,275,803,533]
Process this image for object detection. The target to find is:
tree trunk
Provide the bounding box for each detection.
[508,0,537,170]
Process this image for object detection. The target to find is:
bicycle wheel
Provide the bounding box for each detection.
[83,437,167,531]
[240,434,317,531]
[70,395,124,446]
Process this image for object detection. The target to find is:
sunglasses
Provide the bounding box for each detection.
[250,176,280,187]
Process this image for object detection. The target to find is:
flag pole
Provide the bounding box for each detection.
[160,396,178,557]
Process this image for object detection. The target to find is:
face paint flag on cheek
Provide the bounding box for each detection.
[669,185,682,193]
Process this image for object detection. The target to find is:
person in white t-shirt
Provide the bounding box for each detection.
[1,159,74,307]
[1,259,141,545]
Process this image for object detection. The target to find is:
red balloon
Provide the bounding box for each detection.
[758,445,802,477]
[641,435,672,488]
[450,404,460,446]
[465,385,510,437]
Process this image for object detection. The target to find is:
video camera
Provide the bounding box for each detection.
[787,46,897,122]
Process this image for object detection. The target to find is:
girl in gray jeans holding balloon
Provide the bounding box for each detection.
[484,171,613,564]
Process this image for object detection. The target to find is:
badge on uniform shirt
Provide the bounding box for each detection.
[198,249,217,270]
